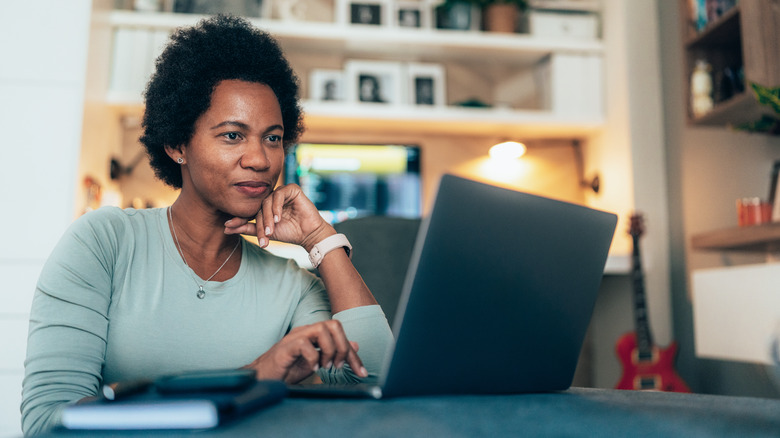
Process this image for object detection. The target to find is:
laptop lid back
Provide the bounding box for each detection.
[381,174,617,397]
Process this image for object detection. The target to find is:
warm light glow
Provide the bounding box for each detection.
[489,141,527,160]
[296,143,409,174]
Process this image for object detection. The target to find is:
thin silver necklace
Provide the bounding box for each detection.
[168,207,240,299]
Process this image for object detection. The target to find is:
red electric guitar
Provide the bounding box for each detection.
[615,213,690,392]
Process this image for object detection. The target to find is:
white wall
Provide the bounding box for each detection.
[587,0,671,388]
[0,1,92,435]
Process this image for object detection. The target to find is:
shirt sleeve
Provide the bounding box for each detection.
[285,267,394,384]
[324,305,394,384]
[21,209,120,436]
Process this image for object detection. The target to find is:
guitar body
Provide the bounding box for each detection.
[614,213,691,393]
[615,332,691,393]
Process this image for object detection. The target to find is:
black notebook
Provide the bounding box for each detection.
[61,370,286,430]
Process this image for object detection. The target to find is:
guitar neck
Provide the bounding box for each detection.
[631,235,655,357]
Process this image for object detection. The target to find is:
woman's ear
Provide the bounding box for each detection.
[164,145,185,164]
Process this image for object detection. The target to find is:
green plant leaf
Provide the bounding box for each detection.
[734,114,780,133]
[750,83,780,114]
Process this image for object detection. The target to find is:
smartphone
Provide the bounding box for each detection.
[155,368,256,394]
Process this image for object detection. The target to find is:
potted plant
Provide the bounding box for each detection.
[736,83,780,135]
[443,0,529,33]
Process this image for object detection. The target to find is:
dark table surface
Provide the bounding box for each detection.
[42,387,780,437]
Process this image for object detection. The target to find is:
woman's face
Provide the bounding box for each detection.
[176,79,285,219]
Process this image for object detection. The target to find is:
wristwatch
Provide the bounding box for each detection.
[308,234,352,268]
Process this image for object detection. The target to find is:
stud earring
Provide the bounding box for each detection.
[177,157,184,164]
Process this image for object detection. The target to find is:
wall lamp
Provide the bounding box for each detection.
[572,139,600,194]
[489,141,527,160]
[110,150,146,180]
[487,139,600,194]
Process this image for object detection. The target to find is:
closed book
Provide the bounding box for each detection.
[61,379,287,430]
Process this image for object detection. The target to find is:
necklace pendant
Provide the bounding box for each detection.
[197,286,205,299]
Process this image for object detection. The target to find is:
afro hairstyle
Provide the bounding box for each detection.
[140,14,304,189]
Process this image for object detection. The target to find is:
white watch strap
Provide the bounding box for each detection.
[308,234,352,268]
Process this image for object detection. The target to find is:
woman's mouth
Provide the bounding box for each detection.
[234,181,270,197]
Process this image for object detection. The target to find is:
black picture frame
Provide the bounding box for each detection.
[398,7,421,28]
[350,3,383,25]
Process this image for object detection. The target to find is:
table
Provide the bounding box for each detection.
[41,387,780,437]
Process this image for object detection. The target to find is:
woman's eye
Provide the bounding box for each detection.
[223,132,242,141]
[266,135,283,145]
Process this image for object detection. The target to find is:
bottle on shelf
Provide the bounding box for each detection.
[690,59,713,118]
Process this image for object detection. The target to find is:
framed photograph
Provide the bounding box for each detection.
[434,1,480,31]
[173,0,267,17]
[271,0,330,21]
[336,0,391,26]
[345,60,404,105]
[394,1,428,29]
[309,69,345,102]
[406,63,446,106]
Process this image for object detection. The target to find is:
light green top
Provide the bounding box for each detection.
[21,207,393,436]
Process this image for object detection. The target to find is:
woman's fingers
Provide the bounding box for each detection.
[293,321,368,378]
[227,183,326,247]
[345,347,368,378]
[256,185,294,245]
[309,323,336,369]
[289,337,322,376]
[320,321,367,377]
[224,217,253,235]
[324,320,351,370]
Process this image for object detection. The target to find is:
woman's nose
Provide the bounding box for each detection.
[240,139,270,171]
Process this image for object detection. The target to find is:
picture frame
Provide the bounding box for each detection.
[172,0,268,17]
[433,1,480,31]
[271,0,331,21]
[309,69,345,102]
[405,63,446,106]
[394,1,428,29]
[344,60,404,105]
[336,0,391,26]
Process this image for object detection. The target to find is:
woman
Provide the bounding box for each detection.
[21,15,393,435]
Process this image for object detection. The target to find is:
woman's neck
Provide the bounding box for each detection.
[168,198,239,261]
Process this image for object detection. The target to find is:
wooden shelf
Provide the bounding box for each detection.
[681,0,780,129]
[685,5,740,49]
[691,222,780,252]
[689,91,773,127]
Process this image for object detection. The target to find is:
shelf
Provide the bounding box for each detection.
[691,222,780,252]
[107,99,603,139]
[103,9,605,139]
[682,0,780,129]
[529,0,602,12]
[688,91,772,127]
[104,10,603,68]
[685,4,740,49]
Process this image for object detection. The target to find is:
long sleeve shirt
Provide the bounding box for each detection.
[21,207,393,435]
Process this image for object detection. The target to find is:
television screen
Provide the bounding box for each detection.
[284,143,422,224]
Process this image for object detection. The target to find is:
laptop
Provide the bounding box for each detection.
[289,174,617,399]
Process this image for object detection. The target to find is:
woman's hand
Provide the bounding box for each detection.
[224,183,333,251]
[244,320,368,384]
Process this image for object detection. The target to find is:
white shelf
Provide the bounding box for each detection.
[106,97,603,139]
[301,101,603,138]
[102,9,605,139]
[104,10,603,67]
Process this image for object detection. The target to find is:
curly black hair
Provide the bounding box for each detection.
[140,15,304,188]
